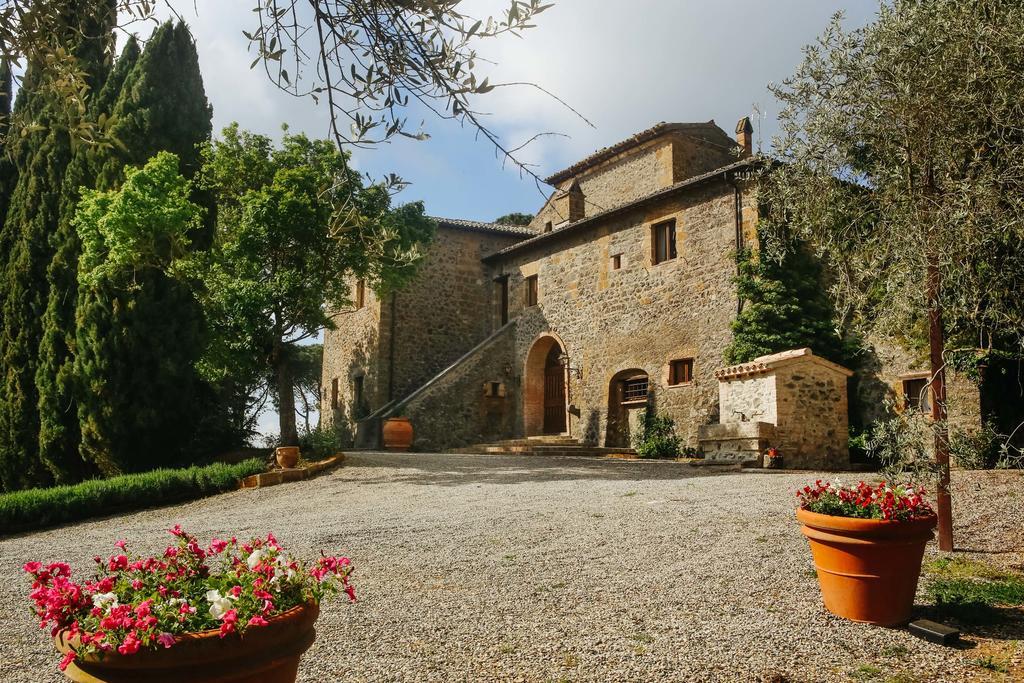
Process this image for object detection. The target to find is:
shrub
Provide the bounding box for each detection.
[298,423,345,460]
[0,459,264,535]
[633,410,681,459]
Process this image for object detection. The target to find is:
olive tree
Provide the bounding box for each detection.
[760,1,1024,550]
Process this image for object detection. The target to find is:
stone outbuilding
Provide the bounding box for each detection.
[699,348,853,469]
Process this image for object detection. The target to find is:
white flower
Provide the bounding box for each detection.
[208,597,233,620]
[91,592,118,610]
[247,548,264,570]
[205,589,222,603]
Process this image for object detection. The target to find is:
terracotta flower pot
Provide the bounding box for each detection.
[275,446,299,469]
[382,417,413,451]
[797,508,937,626]
[55,603,319,683]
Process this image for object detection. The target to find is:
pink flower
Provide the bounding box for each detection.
[157,632,175,649]
[58,650,76,671]
[108,555,128,572]
[218,609,238,638]
[169,525,184,537]
[114,540,127,550]
[23,561,42,574]
[130,579,144,590]
[208,539,228,554]
[117,630,141,656]
[247,615,269,627]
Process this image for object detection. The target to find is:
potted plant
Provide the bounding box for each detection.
[764,447,783,469]
[24,526,355,682]
[796,480,936,626]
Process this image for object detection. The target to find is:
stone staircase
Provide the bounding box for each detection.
[451,435,636,458]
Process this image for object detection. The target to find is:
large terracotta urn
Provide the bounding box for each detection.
[55,603,319,683]
[797,508,936,626]
[382,417,413,451]
[275,446,299,468]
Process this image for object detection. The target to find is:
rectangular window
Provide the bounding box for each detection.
[544,221,553,233]
[652,220,677,264]
[903,377,930,412]
[622,377,649,403]
[355,279,366,309]
[525,275,538,307]
[330,377,339,409]
[611,254,622,270]
[669,358,694,385]
[352,375,364,413]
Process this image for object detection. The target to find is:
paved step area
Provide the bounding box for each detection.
[451,436,636,458]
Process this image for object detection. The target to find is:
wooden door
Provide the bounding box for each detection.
[544,364,566,433]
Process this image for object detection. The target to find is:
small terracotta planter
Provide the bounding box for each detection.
[382,417,413,451]
[797,508,937,626]
[55,603,319,683]
[275,446,299,468]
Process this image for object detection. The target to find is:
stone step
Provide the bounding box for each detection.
[451,443,637,458]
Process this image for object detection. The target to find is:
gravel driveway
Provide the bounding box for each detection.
[2,453,1021,682]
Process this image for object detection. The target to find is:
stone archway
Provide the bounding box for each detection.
[605,369,650,448]
[524,334,568,436]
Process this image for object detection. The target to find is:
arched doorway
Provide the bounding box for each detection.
[524,335,568,436]
[605,369,650,448]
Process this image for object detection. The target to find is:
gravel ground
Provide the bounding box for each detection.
[1,453,1022,683]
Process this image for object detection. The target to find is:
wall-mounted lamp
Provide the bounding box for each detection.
[557,352,583,380]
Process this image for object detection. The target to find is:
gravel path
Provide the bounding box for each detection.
[2,453,1021,682]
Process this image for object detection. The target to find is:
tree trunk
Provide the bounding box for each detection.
[274,344,299,447]
[927,257,953,552]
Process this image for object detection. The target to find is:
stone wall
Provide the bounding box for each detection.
[320,280,385,442]
[855,335,982,435]
[494,177,757,447]
[531,133,736,229]
[393,323,518,451]
[702,349,852,469]
[320,225,522,439]
[387,227,522,401]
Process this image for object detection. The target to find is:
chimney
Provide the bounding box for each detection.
[735,116,753,157]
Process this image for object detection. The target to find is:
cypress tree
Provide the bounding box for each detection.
[724,243,851,367]
[0,1,115,491]
[76,22,214,475]
[36,37,140,483]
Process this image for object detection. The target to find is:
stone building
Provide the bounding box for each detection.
[321,118,991,465]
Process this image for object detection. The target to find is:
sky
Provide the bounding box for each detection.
[134,0,880,438]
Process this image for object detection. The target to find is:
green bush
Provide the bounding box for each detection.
[0,459,264,535]
[633,410,681,459]
[298,423,346,460]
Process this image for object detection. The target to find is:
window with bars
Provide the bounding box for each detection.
[669,358,694,385]
[622,377,649,402]
[525,275,538,307]
[652,220,677,264]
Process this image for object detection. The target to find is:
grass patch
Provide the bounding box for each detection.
[880,644,910,659]
[0,459,264,535]
[971,655,1009,673]
[924,557,1024,624]
[849,664,882,680]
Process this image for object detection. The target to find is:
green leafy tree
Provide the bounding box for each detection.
[74,151,206,475]
[35,36,140,483]
[760,1,1024,549]
[493,212,533,226]
[191,125,435,446]
[724,241,850,366]
[0,1,114,492]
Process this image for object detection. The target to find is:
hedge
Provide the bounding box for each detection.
[0,459,264,535]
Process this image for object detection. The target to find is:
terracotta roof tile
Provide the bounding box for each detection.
[431,217,537,237]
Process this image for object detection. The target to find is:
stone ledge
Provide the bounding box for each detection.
[239,453,345,489]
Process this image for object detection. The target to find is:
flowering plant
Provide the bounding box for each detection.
[765,447,780,459]
[24,526,354,673]
[796,480,935,521]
